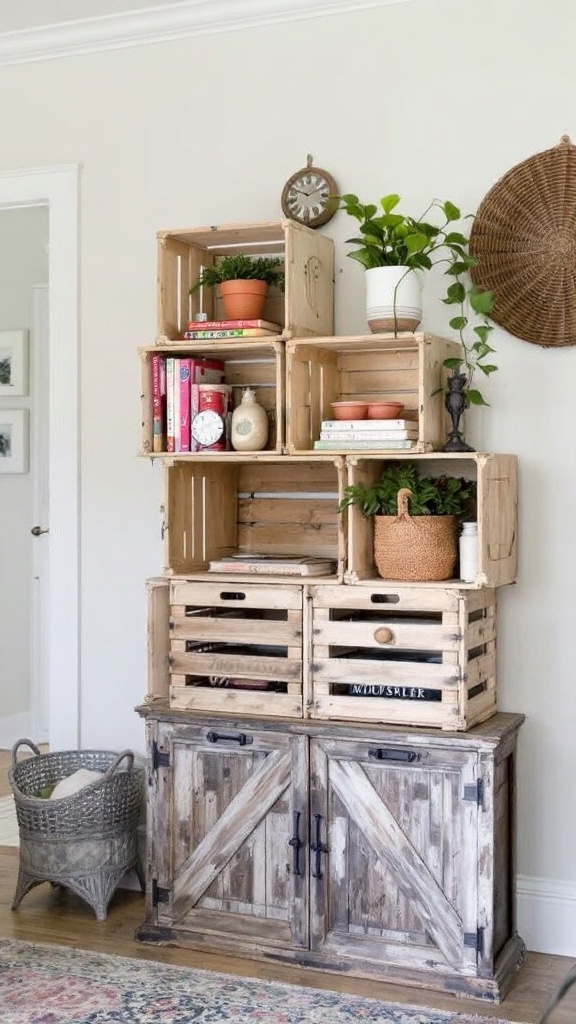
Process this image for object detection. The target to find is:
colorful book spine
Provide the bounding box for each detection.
[313,439,415,450]
[151,354,166,453]
[152,356,225,453]
[166,358,175,453]
[178,358,192,452]
[183,329,277,339]
[187,319,281,331]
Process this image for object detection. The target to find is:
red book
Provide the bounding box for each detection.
[186,319,281,332]
[151,354,166,453]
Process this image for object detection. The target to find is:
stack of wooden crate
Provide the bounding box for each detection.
[138,219,523,1000]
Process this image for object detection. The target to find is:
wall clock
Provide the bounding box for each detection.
[191,408,225,449]
[281,155,338,229]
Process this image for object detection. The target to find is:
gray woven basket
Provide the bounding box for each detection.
[9,739,144,920]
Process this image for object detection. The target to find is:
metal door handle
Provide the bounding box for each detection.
[31,526,49,536]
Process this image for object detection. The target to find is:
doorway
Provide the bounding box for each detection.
[0,165,79,751]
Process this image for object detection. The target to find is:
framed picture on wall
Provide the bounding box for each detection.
[0,329,29,397]
[0,409,28,473]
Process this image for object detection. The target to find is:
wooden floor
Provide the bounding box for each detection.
[2,750,575,1022]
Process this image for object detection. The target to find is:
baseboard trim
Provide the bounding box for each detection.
[0,713,33,752]
[517,874,576,956]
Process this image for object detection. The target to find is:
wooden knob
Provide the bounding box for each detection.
[374,627,393,644]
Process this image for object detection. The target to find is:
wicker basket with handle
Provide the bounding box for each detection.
[9,739,144,921]
[373,487,458,581]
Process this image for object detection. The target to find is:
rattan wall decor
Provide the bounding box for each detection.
[469,135,576,347]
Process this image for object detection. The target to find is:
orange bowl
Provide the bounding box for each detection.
[367,401,405,419]
[331,401,369,420]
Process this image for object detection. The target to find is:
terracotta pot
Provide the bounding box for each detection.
[220,279,268,320]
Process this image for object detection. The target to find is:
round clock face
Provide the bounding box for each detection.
[281,165,338,228]
[191,409,225,447]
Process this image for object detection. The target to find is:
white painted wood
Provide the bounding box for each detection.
[30,284,49,742]
[0,1,420,66]
[0,164,79,750]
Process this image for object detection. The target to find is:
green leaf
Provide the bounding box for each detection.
[443,357,463,370]
[443,201,461,221]
[467,389,488,406]
[449,316,467,330]
[381,194,401,213]
[469,287,495,314]
[479,363,498,375]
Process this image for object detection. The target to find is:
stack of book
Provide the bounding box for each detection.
[151,355,225,453]
[313,418,419,451]
[183,319,282,340]
[208,553,337,577]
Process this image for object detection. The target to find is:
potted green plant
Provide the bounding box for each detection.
[339,462,476,581]
[338,192,495,344]
[190,253,285,321]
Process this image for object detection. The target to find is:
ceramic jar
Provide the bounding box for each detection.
[231,387,269,452]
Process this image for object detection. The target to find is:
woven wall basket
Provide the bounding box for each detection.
[373,488,458,582]
[469,135,576,347]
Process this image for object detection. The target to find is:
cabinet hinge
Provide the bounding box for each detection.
[463,779,484,806]
[152,879,170,906]
[152,740,170,770]
[464,927,484,956]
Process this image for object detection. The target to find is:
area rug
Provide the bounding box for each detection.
[0,938,503,1024]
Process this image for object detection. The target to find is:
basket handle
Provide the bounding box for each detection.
[11,738,41,765]
[396,487,413,519]
[104,750,135,779]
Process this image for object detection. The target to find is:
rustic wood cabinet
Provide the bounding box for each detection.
[137,704,524,1001]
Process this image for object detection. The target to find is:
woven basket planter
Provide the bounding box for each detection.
[9,739,144,921]
[373,488,457,582]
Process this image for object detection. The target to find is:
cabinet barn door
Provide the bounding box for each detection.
[158,724,308,954]
[309,736,480,980]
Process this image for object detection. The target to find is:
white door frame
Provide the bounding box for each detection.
[0,164,79,750]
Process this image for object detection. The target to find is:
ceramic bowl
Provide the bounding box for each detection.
[366,401,405,419]
[331,401,369,420]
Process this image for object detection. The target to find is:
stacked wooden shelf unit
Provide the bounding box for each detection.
[138,220,524,1002]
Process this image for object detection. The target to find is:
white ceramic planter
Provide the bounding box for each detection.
[365,266,422,333]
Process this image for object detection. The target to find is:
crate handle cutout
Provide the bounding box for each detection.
[368,747,421,763]
[374,627,394,644]
[219,591,247,602]
[206,730,253,746]
[370,594,400,604]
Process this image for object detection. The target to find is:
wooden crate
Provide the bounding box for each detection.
[285,332,460,453]
[140,340,285,455]
[164,455,345,579]
[168,580,308,717]
[157,220,334,342]
[345,452,518,588]
[308,584,497,731]
[146,577,170,701]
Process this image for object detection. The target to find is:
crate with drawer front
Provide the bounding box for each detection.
[308,584,497,731]
[147,577,308,718]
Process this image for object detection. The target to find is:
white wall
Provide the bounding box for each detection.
[0,207,48,725]
[0,0,574,953]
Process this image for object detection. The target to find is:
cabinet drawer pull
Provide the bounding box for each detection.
[374,627,393,644]
[368,747,421,763]
[206,730,252,746]
[288,811,303,876]
[310,813,329,879]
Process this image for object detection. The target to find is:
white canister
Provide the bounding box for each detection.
[365,265,422,334]
[231,387,269,452]
[459,522,478,582]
